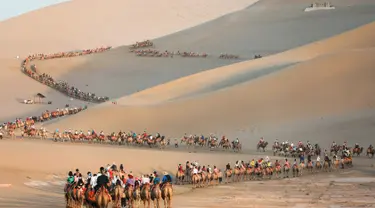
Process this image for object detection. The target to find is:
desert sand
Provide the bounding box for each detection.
[1,0,375,207]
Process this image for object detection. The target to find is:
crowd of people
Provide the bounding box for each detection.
[21,47,111,103]
[65,163,173,208]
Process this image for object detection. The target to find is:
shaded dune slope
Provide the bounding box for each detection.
[29,1,375,99]
[46,45,375,142]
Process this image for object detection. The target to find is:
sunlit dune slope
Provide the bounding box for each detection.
[46,48,375,136]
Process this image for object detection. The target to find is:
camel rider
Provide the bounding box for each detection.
[95,167,110,193]
[126,173,135,188]
[161,172,172,189]
[265,156,270,162]
[99,131,104,136]
[284,159,290,168]
[67,171,75,185]
[267,161,272,168]
[298,141,303,147]
[234,138,239,144]
[316,156,321,163]
[213,166,218,174]
[156,132,160,139]
[87,130,91,136]
[194,161,199,167]
[202,166,207,172]
[250,159,255,167]
[355,143,359,149]
[293,159,297,167]
[207,165,212,173]
[291,142,295,150]
[178,164,183,173]
[74,130,79,135]
[275,160,280,168]
[259,137,264,144]
[85,172,92,188]
[55,129,59,134]
[274,139,279,146]
[369,144,373,149]
[226,163,231,171]
[324,155,331,167]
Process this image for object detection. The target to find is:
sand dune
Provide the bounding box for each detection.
[0,59,86,123]
[27,0,375,101]
[113,20,375,106]
[0,0,258,58]
[45,47,375,149]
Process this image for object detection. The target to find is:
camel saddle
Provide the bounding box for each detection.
[95,186,112,202]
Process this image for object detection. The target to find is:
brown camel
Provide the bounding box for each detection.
[151,184,162,208]
[175,171,185,185]
[161,182,173,208]
[126,185,134,208]
[96,186,110,208]
[141,183,151,208]
[113,184,123,208]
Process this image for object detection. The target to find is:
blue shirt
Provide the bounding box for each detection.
[162,175,172,183]
[153,177,160,185]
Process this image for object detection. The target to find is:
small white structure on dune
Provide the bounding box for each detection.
[304,2,335,12]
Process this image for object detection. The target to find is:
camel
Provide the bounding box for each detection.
[175,170,185,185]
[292,164,299,177]
[273,165,282,179]
[353,147,363,156]
[161,182,173,208]
[191,173,201,188]
[367,147,374,158]
[151,184,162,208]
[234,168,242,182]
[133,184,141,208]
[225,169,232,183]
[283,165,290,178]
[257,142,268,152]
[323,160,331,172]
[141,183,151,208]
[96,186,111,208]
[306,161,314,173]
[113,184,123,208]
[315,161,322,172]
[126,185,134,208]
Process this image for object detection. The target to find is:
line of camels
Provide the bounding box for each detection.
[128,40,262,59]
[65,152,354,208]
[20,47,111,103]
[0,106,86,138]
[176,154,353,190]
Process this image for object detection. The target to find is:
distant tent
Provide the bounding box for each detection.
[34,93,46,103]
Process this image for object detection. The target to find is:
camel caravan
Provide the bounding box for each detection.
[52,130,171,148]
[65,164,172,208]
[133,49,174,58]
[129,40,154,49]
[219,53,239,59]
[176,150,354,190]
[179,134,242,152]
[0,106,85,139]
[267,138,375,159]
[21,47,111,103]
